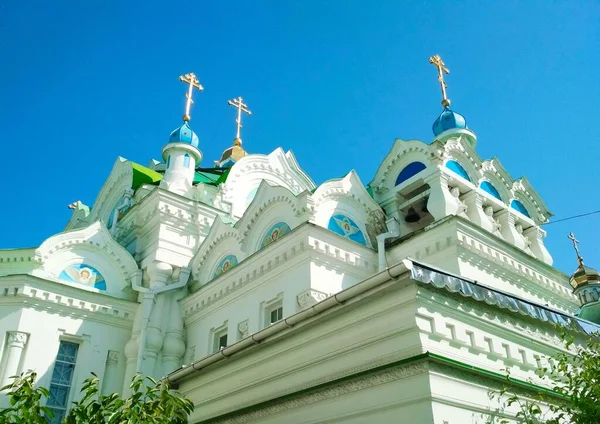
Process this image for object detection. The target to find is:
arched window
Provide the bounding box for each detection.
[480,181,503,201]
[510,199,531,218]
[183,154,190,169]
[395,162,427,186]
[212,254,239,279]
[445,160,471,181]
[327,214,367,246]
[166,156,171,169]
[260,222,291,249]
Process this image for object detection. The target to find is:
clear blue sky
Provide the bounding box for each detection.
[1,1,599,275]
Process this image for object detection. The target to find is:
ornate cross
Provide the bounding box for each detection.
[227,96,252,142]
[179,73,204,122]
[428,54,451,108]
[568,232,584,265]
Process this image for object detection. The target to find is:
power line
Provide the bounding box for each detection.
[542,209,600,226]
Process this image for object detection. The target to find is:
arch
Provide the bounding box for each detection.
[395,162,427,186]
[212,254,239,279]
[480,180,503,202]
[166,156,171,169]
[327,214,367,246]
[260,222,291,249]
[445,160,471,182]
[183,154,190,169]
[510,199,531,218]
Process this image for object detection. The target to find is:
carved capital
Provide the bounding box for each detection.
[7,331,28,348]
[106,350,119,365]
[297,289,329,310]
[238,320,249,338]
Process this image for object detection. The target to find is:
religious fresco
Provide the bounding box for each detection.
[58,264,106,291]
[328,214,367,246]
[213,255,239,279]
[260,222,291,248]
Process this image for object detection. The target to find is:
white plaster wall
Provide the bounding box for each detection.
[184,263,311,361]
[0,305,132,409]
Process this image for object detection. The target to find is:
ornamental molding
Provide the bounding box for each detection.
[297,289,330,310]
[223,148,316,199]
[209,362,428,424]
[183,225,375,320]
[35,221,139,286]
[369,138,433,191]
[0,250,36,264]
[417,287,568,365]
[455,226,575,307]
[89,157,134,224]
[0,276,136,328]
[7,331,28,347]
[237,180,306,239]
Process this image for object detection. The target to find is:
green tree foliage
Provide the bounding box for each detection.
[0,371,193,424]
[487,333,600,423]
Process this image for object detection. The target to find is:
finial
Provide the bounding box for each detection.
[568,232,585,266]
[179,73,204,122]
[429,54,451,108]
[227,96,251,144]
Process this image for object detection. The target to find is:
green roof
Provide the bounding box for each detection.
[131,162,163,190]
[193,167,231,186]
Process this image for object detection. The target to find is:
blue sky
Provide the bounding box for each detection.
[1,1,598,275]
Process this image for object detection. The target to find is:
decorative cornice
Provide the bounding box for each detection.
[205,362,428,424]
[184,225,375,320]
[0,276,137,328]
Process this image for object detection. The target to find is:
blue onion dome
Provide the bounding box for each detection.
[169,121,199,148]
[432,107,467,136]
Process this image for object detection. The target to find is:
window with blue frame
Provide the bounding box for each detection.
[183,154,190,168]
[510,199,531,218]
[395,162,427,186]
[47,341,80,423]
[480,181,503,202]
[166,156,171,169]
[445,160,471,181]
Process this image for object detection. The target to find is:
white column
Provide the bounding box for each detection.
[524,226,553,265]
[463,191,494,233]
[161,291,186,376]
[425,172,460,221]
[497,209,526,250]
[101,350,120,395]
[1,332,28,386]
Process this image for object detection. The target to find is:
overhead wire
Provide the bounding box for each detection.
[542,209,600,226]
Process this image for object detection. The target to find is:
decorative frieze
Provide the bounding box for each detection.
[297,289,329,310]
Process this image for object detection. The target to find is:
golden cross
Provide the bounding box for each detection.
[179,72,204,122]
[428,54,451,108]
[227,96,252,142]
[568,232,584,265]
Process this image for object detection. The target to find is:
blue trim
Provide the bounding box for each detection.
[183,154,190,169]
[480,181,502,201]
[327,214,367,246]
[395,162,426,186]
[445,160,471,181]
[510,199,531,218]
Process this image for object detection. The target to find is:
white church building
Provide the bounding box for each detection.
[1,59,599,423]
